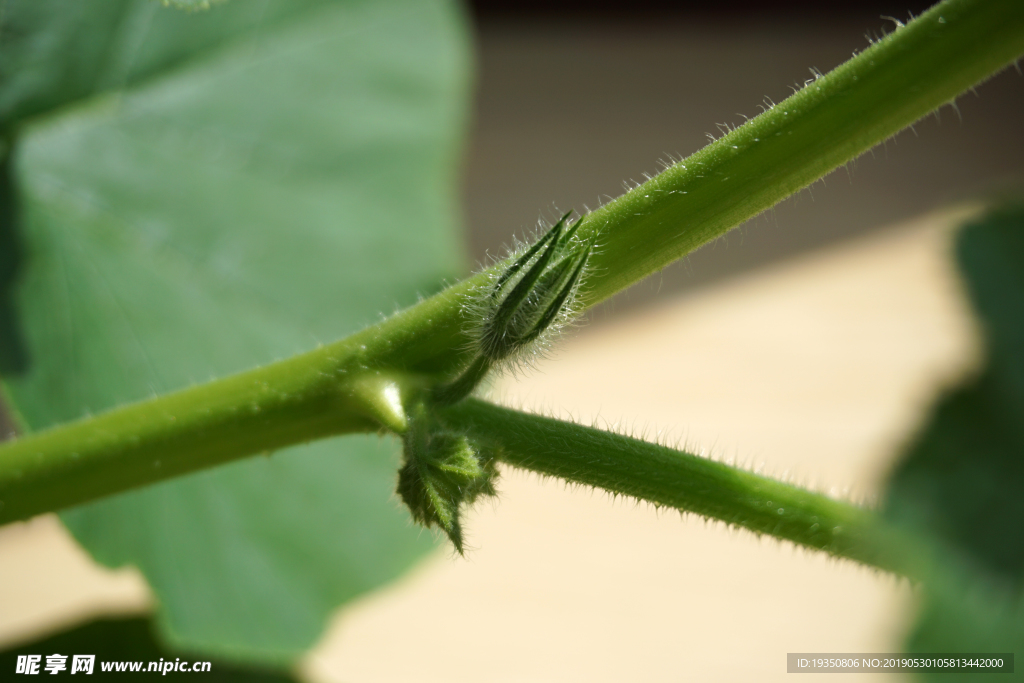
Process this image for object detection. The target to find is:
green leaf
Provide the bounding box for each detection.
[882,204,1024,672]
[0,1,323,129]
[0,616,298,681]
[1,0,470,665]
[156,0,227,11]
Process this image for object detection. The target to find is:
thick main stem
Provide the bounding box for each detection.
[574,0,1024,303]
[2,0,1023,523]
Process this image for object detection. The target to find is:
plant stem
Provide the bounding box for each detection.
[2,0,1024,524]
[0,348,373,523]
[432,355,492,405]
[442,399,930,577]
[571,0,1024,304]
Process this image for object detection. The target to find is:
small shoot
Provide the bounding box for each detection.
[433,212,593,405]
[397,407,498,553]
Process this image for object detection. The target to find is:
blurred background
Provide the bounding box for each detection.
[2,1,1023,681]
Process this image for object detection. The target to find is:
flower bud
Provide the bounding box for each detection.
[398,410,497,553]
[479,212,591,362]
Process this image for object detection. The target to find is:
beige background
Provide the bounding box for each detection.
[1,207,980,681]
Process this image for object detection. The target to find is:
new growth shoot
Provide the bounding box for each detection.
[398,214,594,551]
[432,212,593,406]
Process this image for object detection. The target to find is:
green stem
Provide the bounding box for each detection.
[432,355,493,406]
[0,350,371,523]
[442,399,931,577]
[572,0,1024,304]
[2,0,1023,524]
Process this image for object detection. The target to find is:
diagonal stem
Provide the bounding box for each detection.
[1,0,1023,528]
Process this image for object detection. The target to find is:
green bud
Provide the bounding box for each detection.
[479,212,592,362]
[398,412,498,553]
[431,213,594,407]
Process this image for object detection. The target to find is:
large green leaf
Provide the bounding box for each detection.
[0,0,470,665]
[883,204,1024,677]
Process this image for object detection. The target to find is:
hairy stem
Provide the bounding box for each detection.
[433,355,493,406]
[442,399,931,577]
[2,0,1024,524]
[572,0,1024,303]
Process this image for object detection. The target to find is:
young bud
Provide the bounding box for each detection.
[431,212,594,406]
[479,212,591,362]
[398,409,498,553]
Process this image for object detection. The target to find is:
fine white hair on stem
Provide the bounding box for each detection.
[462,211,599,376]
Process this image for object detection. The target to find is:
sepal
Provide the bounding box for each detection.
[397,409,498,553]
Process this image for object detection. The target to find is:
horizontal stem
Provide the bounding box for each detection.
[442,399,931,577]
